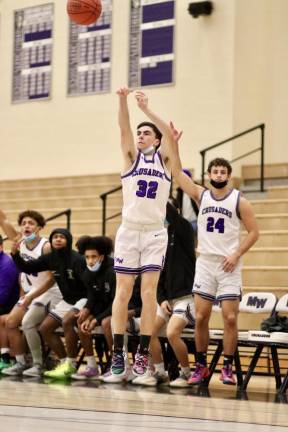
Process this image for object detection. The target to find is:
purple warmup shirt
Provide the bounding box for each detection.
[0,251,19,306]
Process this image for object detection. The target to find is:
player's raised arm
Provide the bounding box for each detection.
[135,90,172,163]
[0,209,18,240]
[168,122,204,204]
[117,86,136,171]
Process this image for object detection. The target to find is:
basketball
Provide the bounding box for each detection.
[67,0,102,26]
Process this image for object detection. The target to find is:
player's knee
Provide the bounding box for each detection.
[114,288,130,306]
[39,319,52,336]
[141,286,155,303]
[62,313,75,331]
[223,313,237,328]
[21,316,31,332]
[5,316,19,330]
[195,311,209,326]
[101,316,112,332]
[167,327,180,343]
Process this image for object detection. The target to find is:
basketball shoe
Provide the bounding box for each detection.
[220,364,236,385]
[188,363,210,385]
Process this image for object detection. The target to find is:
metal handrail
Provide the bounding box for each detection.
[2,208,72,242]
[100,186,122,235]
[45,209,72,231]
[200,123,265,191]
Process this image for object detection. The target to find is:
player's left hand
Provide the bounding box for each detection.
[169,121,183,142]
[222,253,240,273]
[135,90,148,110]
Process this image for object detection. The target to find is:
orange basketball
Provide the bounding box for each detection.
[67,0,102,26]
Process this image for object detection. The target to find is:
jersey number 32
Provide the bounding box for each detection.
[136,180,158,199]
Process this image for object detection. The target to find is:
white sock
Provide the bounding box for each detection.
[85,356,97,368]
[154,362,165,374]
[15,354,26,365]
[1,348,9,355]
[181,366,191,378]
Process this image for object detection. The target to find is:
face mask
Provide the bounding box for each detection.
[141,145,154,155]
[24,232,37,243]
[210,179,228,189]
[87,260,102,272]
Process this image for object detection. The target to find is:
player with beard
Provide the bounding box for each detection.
[167,129,259,385]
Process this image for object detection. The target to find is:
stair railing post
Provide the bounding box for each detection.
[260,123,265,192]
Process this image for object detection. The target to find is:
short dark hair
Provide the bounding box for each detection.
[207,158,232,175]
[137,122,162,142]
[18,210,46,228]
[0,235,3,245]
[80,236,113,256]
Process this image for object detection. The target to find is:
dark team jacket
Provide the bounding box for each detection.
[12,228,87,304]
[176,187,199,219]
[82,256,116,324]
[157,203,196,305]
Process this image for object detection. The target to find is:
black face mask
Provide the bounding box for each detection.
[210,179,228,189]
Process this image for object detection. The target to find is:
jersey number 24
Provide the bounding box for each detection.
[206,217,225,233]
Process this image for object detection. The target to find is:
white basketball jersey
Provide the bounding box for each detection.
[20,237,53,293]
[121,150,171,225]
[197,189,241,257]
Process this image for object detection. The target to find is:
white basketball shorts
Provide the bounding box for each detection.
[157,295,195,326]
[114,224,168,275]
[192,254,242,301]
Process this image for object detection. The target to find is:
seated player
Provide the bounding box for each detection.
[10,228,87,377]
[55,235,115,380]
[0,209,60,377]
[133,201,196,387]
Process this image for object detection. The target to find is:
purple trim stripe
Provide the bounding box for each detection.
[217,294,242,301]
[157,151,171,182]
[48,311,62,324]
[210,188,234,202]
[236,191,241,219]
[192,290,215,302]
[140,265,162,273]
[143,152,156,163]
[198,188,207,208]
[121,151,141,179]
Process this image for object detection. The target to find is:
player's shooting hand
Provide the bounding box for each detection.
[116,86,132,97]
[222,252,240,273]
[161,300,172,315]
[169,121,183,143]
[135,90,148,110]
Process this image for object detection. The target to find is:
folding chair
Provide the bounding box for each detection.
[238,292,279,390]
[274,293,288,394]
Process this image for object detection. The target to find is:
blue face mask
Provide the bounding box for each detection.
[24,232,37,244]
[87,260,102,272]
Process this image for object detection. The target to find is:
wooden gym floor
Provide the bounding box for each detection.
[0,374,287,431]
